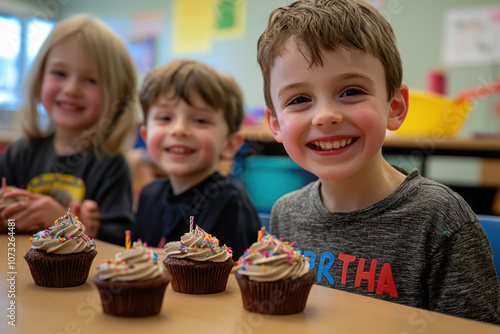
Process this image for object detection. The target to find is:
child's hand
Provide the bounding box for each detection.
[71,200,101,238]
[1,189,66,233]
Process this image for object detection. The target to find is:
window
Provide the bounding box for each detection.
[0,15,54,112]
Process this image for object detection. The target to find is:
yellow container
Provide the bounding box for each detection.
[395,90,472,136]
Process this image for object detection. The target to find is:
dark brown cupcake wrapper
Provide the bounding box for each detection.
[24,248,97,287]
[163,256,234,294]
[93,273,169,317]
[235,271,316,315]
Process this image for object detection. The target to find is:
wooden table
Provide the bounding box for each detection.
[1,235,499,334]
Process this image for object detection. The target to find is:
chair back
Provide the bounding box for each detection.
[477,214,500,283]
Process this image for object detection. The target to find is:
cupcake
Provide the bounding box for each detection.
[24,208,97,287]
[163,225,234,294]
[93,240,169,317]
[235,229,315,314]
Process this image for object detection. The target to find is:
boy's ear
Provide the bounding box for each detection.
[221,132,244,160]
[387,84,409,131]
[139,124,147,142]
[265,106,283,143]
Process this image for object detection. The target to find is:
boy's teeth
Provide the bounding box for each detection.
[169,147,191,153]
[312,138,353,151]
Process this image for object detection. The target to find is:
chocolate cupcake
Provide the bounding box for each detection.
[163,225,234,294]
[235,229,315,314]
[24,209,97,287]
[93,240,169,317]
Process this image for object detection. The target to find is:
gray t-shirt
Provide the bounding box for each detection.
[270,168,500,324]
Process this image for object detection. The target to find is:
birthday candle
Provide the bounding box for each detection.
[2,177,6,189]
[125,230,131,250]
[257,227,265,242]
[190,216,194,232]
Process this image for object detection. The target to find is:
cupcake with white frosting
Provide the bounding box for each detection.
[93,240,169,317]
[163,225,234,294]
[24,208,97,287]
[235,228,315,314]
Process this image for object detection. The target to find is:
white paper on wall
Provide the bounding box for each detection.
[442,6,500,66]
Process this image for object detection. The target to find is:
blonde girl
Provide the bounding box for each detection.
[0,14,137,245]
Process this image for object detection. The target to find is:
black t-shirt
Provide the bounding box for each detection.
[0,136,133,245]
[133,172,261,258]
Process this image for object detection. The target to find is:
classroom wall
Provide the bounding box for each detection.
[387,0,500,136]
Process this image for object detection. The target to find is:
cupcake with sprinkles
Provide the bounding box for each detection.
[235,227,315,314]
[163,218,234,294]
[24,208,97,287]
[93,239,169,317]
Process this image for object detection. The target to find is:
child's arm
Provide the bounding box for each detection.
[71,200,101,238]
[1,189,66,233]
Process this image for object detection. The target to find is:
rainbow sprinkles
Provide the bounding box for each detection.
[29,208,96,254]
[236,227,311,282]
[163,224,233,263]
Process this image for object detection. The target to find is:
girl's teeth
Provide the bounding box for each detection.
[60,103,79,110]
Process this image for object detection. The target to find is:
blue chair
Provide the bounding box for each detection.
[477,214,500,283]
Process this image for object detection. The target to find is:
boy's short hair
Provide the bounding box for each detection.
[139,59,244,135]
[258,0,403,116]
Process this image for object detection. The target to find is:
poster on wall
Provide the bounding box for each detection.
[213,0,247,39]
[173,0,248,54]
[173,0,214,54]
[442,6,500,66]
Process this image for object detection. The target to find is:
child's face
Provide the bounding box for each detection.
[41,37,102,135]
[267,40,406,181]
[141,90,236,186]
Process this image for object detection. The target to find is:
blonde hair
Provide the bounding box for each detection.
[258,0,403,116]
[22,13,138,156]
[139,59,244,135]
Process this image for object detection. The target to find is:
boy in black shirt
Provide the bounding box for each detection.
[133,59,260,258]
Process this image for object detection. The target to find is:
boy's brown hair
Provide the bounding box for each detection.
[258,0,403,117]
[139,59,244,135]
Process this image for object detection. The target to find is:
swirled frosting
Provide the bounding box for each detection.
[164,225,232,262]
[96,240,163,281]
[236,229,310,282]
[30,209,96,254]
